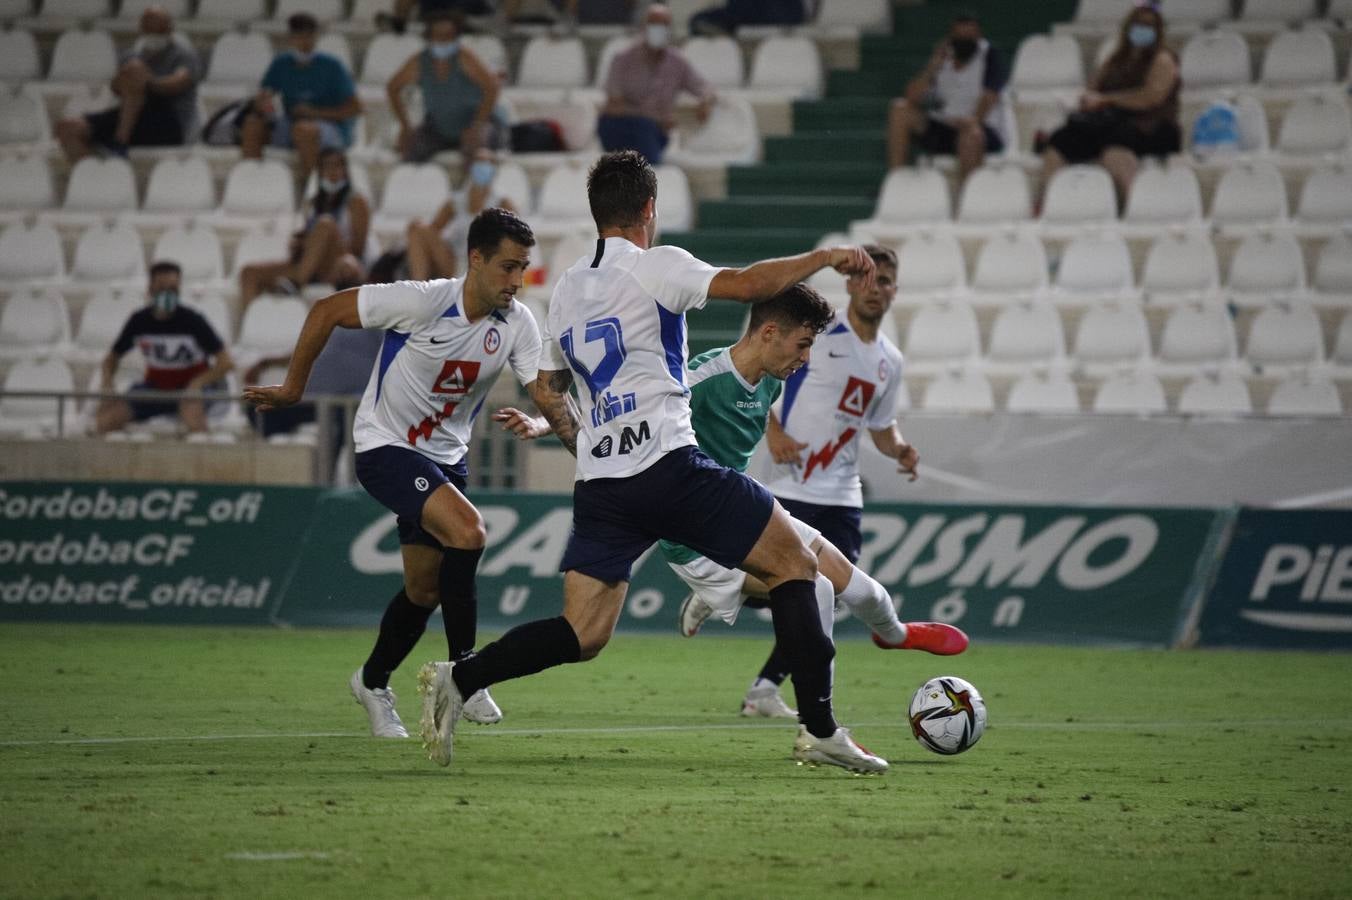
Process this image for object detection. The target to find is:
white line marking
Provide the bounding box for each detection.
[3,718,1351,748]
[225,852,332,861]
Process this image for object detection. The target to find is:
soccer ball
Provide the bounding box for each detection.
[908,676,987,755]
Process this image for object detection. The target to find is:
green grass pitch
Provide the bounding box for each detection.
[2,623,1350,899]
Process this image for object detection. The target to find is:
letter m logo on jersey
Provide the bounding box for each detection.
[837,377,876,417]
[431,360,482,396]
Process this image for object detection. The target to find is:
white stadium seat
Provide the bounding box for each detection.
[1157,302,1237,368]
[153,222,225,282]
[971,231,1049,296]
[902,300,981,373]
[0,221,65,282]
[1246,302,1323,370]
[1124,162,1203,225]
[48,29,118,83]
[515,35,588,96]
[531,162,593,239]
[1259,29,1336,88]
[0,154,55,210]
[1296,166,1352,227]
[1072,301,1151,372]
[274,0,342,24]
[360,34,424,87]
[217,159,295,218]
[896,231,966,296]
[1164,0,1230,28]
[116,0,189,20]
[1177,372,1253,416]
[73,289,139,359]
[1142,231,1220,300]
[654,164,694,234]
[188,291,235,345]
[0,289,71,359]
[71,222,146,284]
[1009,34,1083,92]
[920,369,994,413]
[1070,0,1121,26]
[237,296,307,359]
[957,165,1030,225]
[39,0,110,18]
[0,88,52,147]
[62,156,137,215]
[1331,314,1352,369]
[746,36,822,100]
[204,31,273,88]
[1055,232,1134,296]
[0,357,76,437]
[1005,370,1080,413]
[489,161,533,215]
[461,35,508,79]
[1240,0,1318,25]
[1180,30,1251,90]
[230,225,290,278]
[682,36,744,89]
[1267,374,1342,416]
[812,0,891,36]
[1092,370,1167,415]
[314,33,354,75]
[1276,94,1352,157]
[194,0,268,26]
[142,157,216,216]
[1210,161,1286,226]
[1041,165,1116,225]
[984,300,1066,371]
[1314,233,1352,294]
[0,28,40,81]
[1226,231,1305,298]
[666,94,761,167]
[856,168,950,238]
[373,163,449,229]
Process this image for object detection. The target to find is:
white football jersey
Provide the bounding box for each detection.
[540,237,721,481]
[352,278,542,465]
[765,313,905,508]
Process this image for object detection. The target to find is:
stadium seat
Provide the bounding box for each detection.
[153,222,225,283]
[654,164,694,234]
[0,357,76,437]
[1008,34,1083,93]
[114,0,189,21]
[1157,302,1238,368]
[1179,30,1251,90]
[1232,94,1270,154]
[0,289,71,359]
[461,34,509,79]
[853,168,950,240]
[236,295,307,360]
[61,156,137,217]
[971,231,1049,297]
[72,288,139,360]
[1041,165,1116,225]
[895,231,967,297]
[1054,232,1135,298]
[0,221,66,282]
[189,290,235,344]
[70,221,146,284]
[901,300,981,373]
[1177,371,1253,416]
[1245,301,1323,370]
[274,0,342,25]
[39,0,110,18]
[1276,94,1352,157]
[1226,231,1305,300]
[1092,370,1167,415]
[216,158,295,219]
[1266,373,1342,416]
[1259,28,1336,88]
[1068,0,1121,28]
[1330,313,1352,371]
[360,34,424,87]
[229,224,290,278]
[956,165,1030,225]
[1314,233,1352,295]
[372,162,449,233]
[489,160,533,215]
[811,0,891,36]
[1210,160,1287,226]
[984,300,1066,372]
[193,0,268,28]
[1005,370,1080,413]
[666,95,760,167]
[746,36,823,100]
[1238,0,1318,27]
[1123,162,1203,226]
[920,369,994,413]
[0,153,55,210]
[682,36,744,89]
[1142,230,1221,300]
[0,28,40,81]
[314,33,354,75]
[0,88,52,147]
[1162,0,1230,29]
[202,31,273,94]
[536,232,592,297]
[1296,166,1352,228]
[531,162,592,239]
[47,28,118,84]
[1072,301,1151,373]
[141,156,217,218]
[513,35,588,101]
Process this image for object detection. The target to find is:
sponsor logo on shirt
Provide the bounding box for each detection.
[837,377,876,418]
[136,335,205,369]
[483,327,501,354]
[802,427,858,481]
[431,360,481,396]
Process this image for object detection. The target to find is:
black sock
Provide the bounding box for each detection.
[361,590,435,689]
[768,580,837,739]
[452,616,581,699]
[756,643,792,686]
[439,546,484,661]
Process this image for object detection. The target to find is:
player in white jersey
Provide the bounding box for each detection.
[419,150,891,774]
[243,208,542,740]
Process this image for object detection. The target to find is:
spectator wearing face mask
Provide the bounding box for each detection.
[597,3,714,166]
[1039,3,1180,209]
[55,6,200,161]
[386,12,503,164]
[402,150,519,281]
[238,148,370,307]
[886,13,1008,184]
[240,12,362,184]
[95,261,233,436]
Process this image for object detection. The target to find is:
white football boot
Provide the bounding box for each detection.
[349,668,409,738]
[416,661,464,767]
[740,684,798,719]
[792,726,889,774]
[678,592,714,638]
[461,688,503,724]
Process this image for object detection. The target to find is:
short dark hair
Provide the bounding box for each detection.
[862,242,897,270]
[287,12,318,33]
[587,150,656,231]
[423,10,462,34]
[149,260,182,281]
[748,283,834,335]
[467,207,536,260]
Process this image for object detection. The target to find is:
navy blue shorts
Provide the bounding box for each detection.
[777,497,863,565]
[561,445,775,583]
[354,445,469,548]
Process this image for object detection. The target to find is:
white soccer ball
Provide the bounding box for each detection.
[908,675,987,755]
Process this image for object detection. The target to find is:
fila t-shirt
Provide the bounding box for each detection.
[540,237,720,481]
[765,314,905,509]
[112,305,223,390]
[353,277,542,465]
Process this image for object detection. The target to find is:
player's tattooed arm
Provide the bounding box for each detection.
[528,369,581,456]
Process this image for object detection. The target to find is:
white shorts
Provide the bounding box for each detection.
[667,517,821,626]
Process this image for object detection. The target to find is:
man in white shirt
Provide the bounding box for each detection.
[243,208,542,740]
[421,150,890,774]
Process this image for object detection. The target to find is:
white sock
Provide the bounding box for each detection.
[838,567,906,645]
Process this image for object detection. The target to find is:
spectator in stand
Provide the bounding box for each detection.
[886,13,1008,184]
[240,13,362,184]
[689,0,806,36]
[386,13,503,164]
[239,148,370,307]
[55,6,200,160]
[1038,3,1180,210]
[95,262,233,436]
[597,3,714,166]
[403,150,519,281]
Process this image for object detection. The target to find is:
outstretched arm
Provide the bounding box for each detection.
[708,246,876,304]
[242,288,361,411]
[526,368,581,456]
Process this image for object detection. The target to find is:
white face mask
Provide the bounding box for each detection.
[290,48,313,65]
[645,24,670,49]
[138,34,170,55]
[429,41,459,60]
[319,177,347,194]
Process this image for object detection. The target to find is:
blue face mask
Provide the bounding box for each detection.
[429,41,459,60]
[152,290,179,314]
[469,160,496,187]
[1127,24,1156,48]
